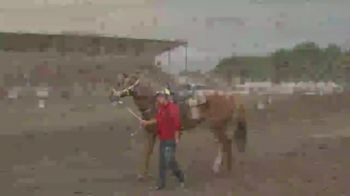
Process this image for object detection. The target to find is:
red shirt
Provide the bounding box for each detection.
[156,102,181,141]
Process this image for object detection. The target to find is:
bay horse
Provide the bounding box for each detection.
[108,72,247,178]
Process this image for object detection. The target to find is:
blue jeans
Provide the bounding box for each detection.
[158,140,184,188]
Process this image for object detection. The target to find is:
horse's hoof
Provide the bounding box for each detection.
[212,164,221,174]
[213,170,220,175]
[137,173,152,181]
[137,174,145,181]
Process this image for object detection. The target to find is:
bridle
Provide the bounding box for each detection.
[110,79,156,120]
[110,79,139,96]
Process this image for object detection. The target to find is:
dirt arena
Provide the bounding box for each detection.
[1,92,350,196]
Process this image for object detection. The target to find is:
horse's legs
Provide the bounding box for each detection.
[212,126,232,173]
[212,143,223,173]
[138,131,156,179]
[220,131,233,172]
[226,138,233,171]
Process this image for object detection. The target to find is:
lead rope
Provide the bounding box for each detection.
[124,107,143,137]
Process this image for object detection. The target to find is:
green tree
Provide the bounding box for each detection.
[271,49,291,82]
[292,42,322,81]
[214,42,345,83]
[319,44,343,80]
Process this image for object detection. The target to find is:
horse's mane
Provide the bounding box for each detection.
[136,72,175,93]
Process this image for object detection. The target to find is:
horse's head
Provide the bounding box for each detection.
[108,73,140,104]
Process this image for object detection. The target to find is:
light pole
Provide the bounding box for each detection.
[185,43,188,73]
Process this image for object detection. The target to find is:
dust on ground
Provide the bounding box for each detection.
[1,92,350,196]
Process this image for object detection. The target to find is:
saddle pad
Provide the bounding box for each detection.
[187,90,207,107]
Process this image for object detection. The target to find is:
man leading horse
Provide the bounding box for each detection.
[109,72,247,179]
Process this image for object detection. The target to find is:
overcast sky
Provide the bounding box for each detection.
[1,0,350,72]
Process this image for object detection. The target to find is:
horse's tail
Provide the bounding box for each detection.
[234,98,247,153]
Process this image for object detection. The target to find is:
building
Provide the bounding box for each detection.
[0,31,186,87]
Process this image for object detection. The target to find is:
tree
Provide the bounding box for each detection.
[214,42,345,83]
[318,44,343,81]
[292,42,322,81]
[271,49,290,83]
[324,44,342,59]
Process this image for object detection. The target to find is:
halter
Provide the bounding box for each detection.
[121,79,140,96]
[110,79,140,97]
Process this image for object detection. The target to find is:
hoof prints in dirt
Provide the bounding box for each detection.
[0,122,136,171]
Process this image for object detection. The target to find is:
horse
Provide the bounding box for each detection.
[108,72,247,178]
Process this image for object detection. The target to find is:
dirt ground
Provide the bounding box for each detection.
[1,93,350,196]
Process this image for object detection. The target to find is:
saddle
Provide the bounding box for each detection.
[172,90,207,130]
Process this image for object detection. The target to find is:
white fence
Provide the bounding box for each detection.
[233,81,343,95]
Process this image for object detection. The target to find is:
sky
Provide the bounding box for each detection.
[1,0,350,72]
